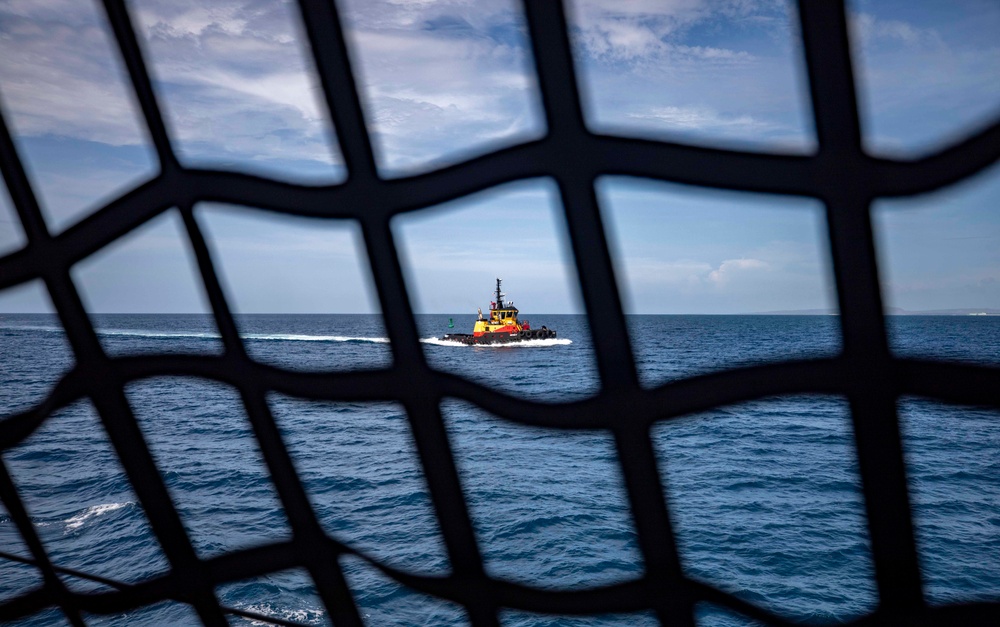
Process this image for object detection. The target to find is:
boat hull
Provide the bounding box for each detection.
[441,328,556,345]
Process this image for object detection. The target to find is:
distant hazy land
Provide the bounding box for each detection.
[755,308,1000,316]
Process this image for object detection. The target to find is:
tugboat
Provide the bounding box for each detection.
[442,278,556,345]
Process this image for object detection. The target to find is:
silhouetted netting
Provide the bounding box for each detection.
[1,0,998,625]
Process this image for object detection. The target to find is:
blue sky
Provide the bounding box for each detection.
[0,0,997,314]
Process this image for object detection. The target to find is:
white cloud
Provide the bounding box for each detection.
[339,0,542,172]
[343,0,513,32]
[0,3,149,146]
[620,250,827,313]
[848,7,1000,156]
[625,258,712,286]
[0,0,339,170]
[0,0,800,170]
[629,105,774,133]
[130,0,339,168]
[850,12,944,50]
[707,257,769,285]
[624,256,771,289]
[568,0,772,63]
[670,43,752,62]
[567,0,811,149]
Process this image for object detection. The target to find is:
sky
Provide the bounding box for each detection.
[0,0,997,314]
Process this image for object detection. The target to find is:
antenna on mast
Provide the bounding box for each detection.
[495,277,505,309]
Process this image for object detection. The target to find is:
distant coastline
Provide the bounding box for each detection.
[753,307,1000,316]
[3,309,1000,316]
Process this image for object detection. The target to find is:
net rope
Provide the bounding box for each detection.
[1,0,998,625]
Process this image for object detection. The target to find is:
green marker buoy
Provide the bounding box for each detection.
[448,317,454,328]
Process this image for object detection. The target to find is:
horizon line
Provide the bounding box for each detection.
[4,310,999,316]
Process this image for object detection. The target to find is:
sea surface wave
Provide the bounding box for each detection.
[0,314,997,625]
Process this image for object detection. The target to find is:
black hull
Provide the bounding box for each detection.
[441,329,556,345]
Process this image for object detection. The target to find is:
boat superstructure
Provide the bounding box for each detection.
[442,279,556,345]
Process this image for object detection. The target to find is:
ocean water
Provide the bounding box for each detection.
[0,314,997,626]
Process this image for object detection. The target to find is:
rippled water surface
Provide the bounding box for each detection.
[0,314,997,625]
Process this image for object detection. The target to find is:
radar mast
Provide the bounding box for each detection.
[494,278,505,309]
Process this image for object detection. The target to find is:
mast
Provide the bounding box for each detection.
[495,277,504,309]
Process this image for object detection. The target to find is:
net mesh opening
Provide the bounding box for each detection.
[1,0,998,625]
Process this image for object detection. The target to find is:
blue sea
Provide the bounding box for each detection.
[0,314,997,625]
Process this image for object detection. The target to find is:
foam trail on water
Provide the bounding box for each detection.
[243,334,389,343]
[1,324,67,333]
[95,329,391,343]
[4,325,392,343]
[3,326,221,339]
[99,329,218,339]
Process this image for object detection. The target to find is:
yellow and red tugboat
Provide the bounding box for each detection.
[442,278,556,345]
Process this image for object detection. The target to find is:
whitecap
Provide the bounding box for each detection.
[64,502,131,532]
[238,603,325,626]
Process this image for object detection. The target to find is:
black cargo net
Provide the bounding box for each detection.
[1,0,998,625]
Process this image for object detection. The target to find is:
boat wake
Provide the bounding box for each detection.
[100,329,219,340]
[4,325,392,343]
[421,337,572,347]
[244,333,389,344]
[102,329,392,344]
[3,325,221,340]
[8,325,569,346]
